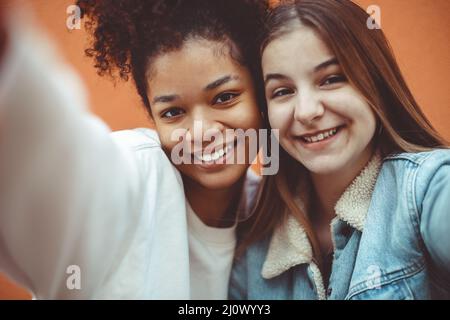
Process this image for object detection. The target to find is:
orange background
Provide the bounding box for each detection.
[1,0,449,299]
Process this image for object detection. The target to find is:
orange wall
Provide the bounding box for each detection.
[1,0,449,299]
[355,0,450,139]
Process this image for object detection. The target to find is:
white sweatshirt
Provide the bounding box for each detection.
[0,15,187,299]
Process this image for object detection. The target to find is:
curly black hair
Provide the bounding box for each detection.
[76,0,268,115]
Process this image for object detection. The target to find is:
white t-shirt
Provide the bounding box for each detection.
[188,203,237,300]
[188,168,260,300]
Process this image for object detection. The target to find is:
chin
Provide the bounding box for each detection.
[301,156,348,176]
[186,165,249,190]
[307,165,343,176]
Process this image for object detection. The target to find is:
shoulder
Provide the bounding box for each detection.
[112,128,181,181]
[383,149,450,167]
[382,149,450,185]
[383,149,450,207]
[383,149,450,179]
[111,128,161,150]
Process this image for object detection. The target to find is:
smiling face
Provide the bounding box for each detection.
[147,38,262,190]
[262,24,377,177]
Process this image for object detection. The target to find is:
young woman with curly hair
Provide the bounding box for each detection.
[0,0,267,299]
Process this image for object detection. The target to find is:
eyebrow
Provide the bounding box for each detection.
[264,73,288,85]
[204,75,239,91]
[314,57,339,72]
[152,75,240,104]
[264,57,339,85]
[152,94,181,105]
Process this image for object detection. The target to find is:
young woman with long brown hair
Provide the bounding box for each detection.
[230,0,450,300]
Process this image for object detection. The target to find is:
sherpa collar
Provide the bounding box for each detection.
[261,153,382,280]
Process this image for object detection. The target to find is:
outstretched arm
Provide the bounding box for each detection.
[0,11,185,299]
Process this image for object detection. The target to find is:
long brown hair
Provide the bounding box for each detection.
[237,0,448,266]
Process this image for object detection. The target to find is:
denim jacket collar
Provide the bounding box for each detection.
[261,153,382,281]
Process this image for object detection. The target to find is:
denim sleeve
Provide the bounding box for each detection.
[228,254,248,300]
[419,154,450,282]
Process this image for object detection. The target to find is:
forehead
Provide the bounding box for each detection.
[262,25,334,73]
[147,39,247,93]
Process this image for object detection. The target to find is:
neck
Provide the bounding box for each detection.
[183,176,244,228]
[310,148,374,221]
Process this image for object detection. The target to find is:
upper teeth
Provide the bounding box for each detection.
[196,144,233,162]
[303,128,338,143]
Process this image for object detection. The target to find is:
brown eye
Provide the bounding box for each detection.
[161,107,185,119]
[213,92,240,104]
[320,75,347,87]
[271,88,294,99]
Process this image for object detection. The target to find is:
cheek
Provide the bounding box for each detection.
[341,99,377,147]
[361,109,377,135]
[154,124,179,152]
[235,108,262,130]
[331,90,376,130]
[268,104,291,133]
[351,102,377,135]
[362,113,377,147]
[230,96,262,130]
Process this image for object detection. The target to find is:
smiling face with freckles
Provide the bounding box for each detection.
[262,23,377,178]
[147,38,262,190]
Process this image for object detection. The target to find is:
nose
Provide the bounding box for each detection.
[293,91,325,126]
[185,109,225,148]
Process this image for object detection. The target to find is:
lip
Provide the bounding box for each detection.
[191,139,240,170]
[295,125,345,151]
[190,140,236,158]
[299,126,341,138]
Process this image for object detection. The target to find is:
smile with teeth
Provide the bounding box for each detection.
[195,143,234,163]
[300,127,340,144]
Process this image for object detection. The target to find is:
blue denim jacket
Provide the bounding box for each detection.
[229,150,450,300]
